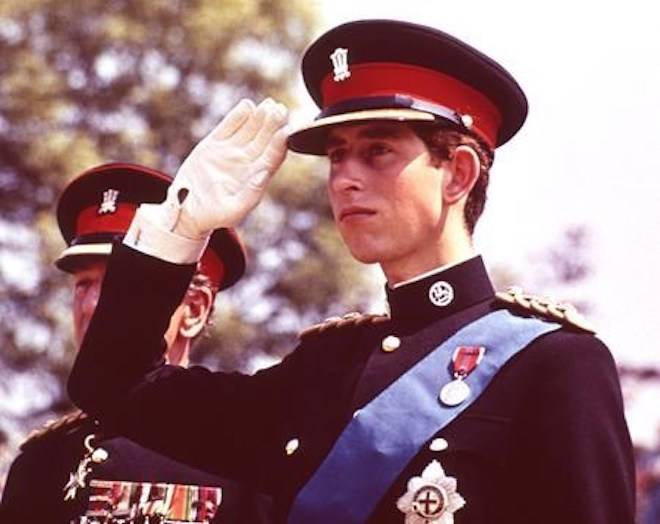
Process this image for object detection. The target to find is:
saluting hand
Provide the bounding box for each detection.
[167,98,289,238]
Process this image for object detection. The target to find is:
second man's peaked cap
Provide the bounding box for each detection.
[288,19,528,154]
[56,162,247,290]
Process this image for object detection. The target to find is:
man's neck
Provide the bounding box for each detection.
[390,254,479,289]
[166,342,190,368]
[382,234,476,286]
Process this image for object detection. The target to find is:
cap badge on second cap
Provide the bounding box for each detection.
[330,47,351,82]
[98,188,119,215]
[429,281,454,307]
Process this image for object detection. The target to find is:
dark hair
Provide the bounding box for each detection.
[411,124,494,234]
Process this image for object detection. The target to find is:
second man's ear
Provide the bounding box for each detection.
[443,145,481,204]
[179,286,214,340]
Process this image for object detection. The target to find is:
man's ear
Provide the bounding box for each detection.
[179,286,214,339]
[443,145,480,204]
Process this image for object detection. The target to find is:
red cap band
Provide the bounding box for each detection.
[77,203,227,287]
[321,62,501,147]
[199,250,226,289]
[76,204,138,236]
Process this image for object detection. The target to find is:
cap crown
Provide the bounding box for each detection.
[56,163,246,290]
[289,19,528,153]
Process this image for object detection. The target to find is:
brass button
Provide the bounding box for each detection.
[285,438,300,456]
[91,447,109,463]
[429,437,449,452]
[381,335,401,353]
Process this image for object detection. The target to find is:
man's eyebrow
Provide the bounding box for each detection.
[357,125,407,140]
[326,124,407,149]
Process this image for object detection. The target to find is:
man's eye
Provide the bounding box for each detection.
[366,143,391,158]
[75,279,92,292]
[328,149,346,163]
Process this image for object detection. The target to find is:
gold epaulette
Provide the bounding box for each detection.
[20,409,89,450]
[299,312,390,339]
[495,286,595,333]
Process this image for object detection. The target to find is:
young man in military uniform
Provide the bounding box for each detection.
[0,163,273,523]
[67,21,635,523]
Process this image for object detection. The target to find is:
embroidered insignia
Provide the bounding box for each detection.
[397,460,465,524]
[98,188,119,215]
[63,434,108,502]
[63,454,92,501]
[429,281,454,307]
[330,47,351,82]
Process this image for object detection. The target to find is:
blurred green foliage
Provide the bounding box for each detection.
[0,0,379,462]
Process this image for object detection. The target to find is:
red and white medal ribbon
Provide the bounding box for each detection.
[439,346,485,406]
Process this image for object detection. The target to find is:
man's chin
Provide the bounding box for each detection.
[339,230,388,264]
[344,244,383,265]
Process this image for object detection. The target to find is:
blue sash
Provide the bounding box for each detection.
[288,310,560,523]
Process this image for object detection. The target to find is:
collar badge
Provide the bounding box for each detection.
[330,47,351,82]
[429,280,454,307]
[98,188,119,215]
[397,460,466,523]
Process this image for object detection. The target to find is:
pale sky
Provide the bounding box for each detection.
[291,0,660,368]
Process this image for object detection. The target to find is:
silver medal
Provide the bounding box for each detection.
[439,379,470,406]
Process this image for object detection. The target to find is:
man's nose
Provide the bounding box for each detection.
[329,159,365,194]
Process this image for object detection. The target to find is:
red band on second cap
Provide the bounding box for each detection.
[75,202,225,286]
[76,204,138,236]
[199,250,226,289]
[77,203,226,287]
[321,62,501,147]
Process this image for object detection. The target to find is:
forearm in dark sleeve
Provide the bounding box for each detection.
[67,242,293,480]
[68,241,195,418]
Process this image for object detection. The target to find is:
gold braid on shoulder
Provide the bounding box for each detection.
[20,409,90,450]
[495,286,595,333]
[299,312,390,340]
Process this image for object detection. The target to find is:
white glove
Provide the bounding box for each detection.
[161,97,289,239]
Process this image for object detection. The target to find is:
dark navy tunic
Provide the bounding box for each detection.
[0,413,273,523]
[67,244,635,523]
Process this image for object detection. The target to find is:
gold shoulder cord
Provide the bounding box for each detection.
[299,312,390,339]
[495,286,595,333]
[20,409,89,450]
